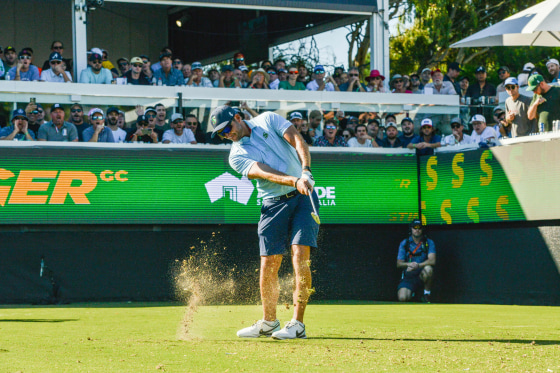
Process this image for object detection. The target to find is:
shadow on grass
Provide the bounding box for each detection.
[311,337,560,345]
[0,318,79,323]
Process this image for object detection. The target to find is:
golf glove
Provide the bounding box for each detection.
[301,171,315,188]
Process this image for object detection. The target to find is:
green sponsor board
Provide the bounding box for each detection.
[0,147,418,224]
[419,149,526,225]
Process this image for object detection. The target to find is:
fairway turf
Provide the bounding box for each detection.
[1,301,559,372]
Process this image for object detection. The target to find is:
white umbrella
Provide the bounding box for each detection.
[451,0,560,48]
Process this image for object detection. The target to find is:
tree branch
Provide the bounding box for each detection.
[463,47,490,65]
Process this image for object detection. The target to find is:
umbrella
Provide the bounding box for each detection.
[451,0,560,48]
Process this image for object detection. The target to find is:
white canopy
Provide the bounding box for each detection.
[451,0,560,48]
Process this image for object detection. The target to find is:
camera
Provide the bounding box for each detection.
[141,128,152,135]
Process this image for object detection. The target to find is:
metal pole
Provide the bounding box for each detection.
[72,0,89,80]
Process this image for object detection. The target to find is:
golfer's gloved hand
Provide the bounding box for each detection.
[301,171,315,188]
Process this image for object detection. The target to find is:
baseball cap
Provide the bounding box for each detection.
[409,219,423,228]
[49,52,62,62]
[5,46,16,53]
[171,113,184,122]
[89,53,102,61]
[289,112,303,121]
[130,56,143,64]
[522,62,535,72]
[144,107,156,115]
[547,58,560,67]
[475,66,486,73]
[50,103,64,113]
[89,108,104,118]
[431,68,442,76]
[191,62,203,70]
[493,106,504,114]
[401,117,413,125]
[18,49,32,58]
[90,47,103,56]
[136,115,148,124]
[421,118,433,127]
[210,105,237,138]
[117,57,129,64]
[221,65,233,72]
[447,62,462,71]
[239,65,249,72]
[139,54,150,61]
[11,108,28,121]
[450,117,461,125]
[526,74,544,91]
[106,107,119,115]
[498,66,510,73]
[470,114,486,123]
[159,52,172,61]
[385,121,398,129]
[421,68,431,74]
[313,64,325,73]
[504,77,519,86]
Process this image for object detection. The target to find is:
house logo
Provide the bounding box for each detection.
[205,172,255,205]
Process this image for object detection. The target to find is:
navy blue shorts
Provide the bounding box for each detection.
[257,190,320,256]
[398,268,423,292]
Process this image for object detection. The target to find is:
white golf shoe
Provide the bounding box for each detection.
[271,319,307,340]
[237,319,280,338]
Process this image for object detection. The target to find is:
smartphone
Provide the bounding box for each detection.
[30,97,36,104]
[142,128,152,135]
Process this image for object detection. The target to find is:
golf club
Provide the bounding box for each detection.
[308,188,320,224]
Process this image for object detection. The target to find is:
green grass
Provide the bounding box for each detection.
[1,301,559,372]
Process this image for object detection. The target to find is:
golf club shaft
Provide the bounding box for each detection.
[308,188,319,217]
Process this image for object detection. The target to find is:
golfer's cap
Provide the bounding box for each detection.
[210,105,237,138]
[547,58,560,67]
[493,106,504,114]
[171,113,184,122]
[450,117,461,125]
[498,66,510,73]
[106,106,119,115]
[475,66,486,73]
[523,62,535,72]
[420,118,433,127]
[401,117,413,125]
[144,106,156,115]
[421,68,431,74]
[289,112,303,121]
[191,62,203,70]
[50,103,64,112]
[526,74,544,91]
[49,52,62,62]
[504,77,519,86]
[89,108,104,118]
[470,114,486,123]
[410,219,423,228]
[11,108,28,121]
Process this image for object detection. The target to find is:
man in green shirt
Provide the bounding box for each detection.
[278,66,306,90]
[527,74,560,132]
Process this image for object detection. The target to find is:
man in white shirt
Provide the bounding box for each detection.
[106,107,127,143]
[162,113,197,144]
[306,65,339,91]
[40,52,72,82]
[442,117,472,146]
[347,124,372,147]
[469,114,499,145]
[185,62,213,87]
[423,69,456,95]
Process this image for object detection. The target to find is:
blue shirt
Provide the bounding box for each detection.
[79,67,113,84]
[82,126,115,143]
[8,65,40,81]
[398,134,416,148]
[397,237,436,264]
[229,112,301,200]
[410,134,441,156]
[0,126,36,140]
[153,68,184,86]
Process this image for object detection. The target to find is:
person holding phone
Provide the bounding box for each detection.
[128,115,158,143]
[82,108,115,143]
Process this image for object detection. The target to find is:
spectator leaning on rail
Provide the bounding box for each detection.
[407,118,441,156]
[218,65,240,88]
[8,48,39,81]
[38,104,78,142]
[398,117,416,148]
[185,62,213,87]
[469,114,499,145]
[466,66,497,102]
[306,64,339,91]
[380,121,403,148]
[503,77,536,137]
[3,46,17,71]
[527,74,560,132]
[347,123,372,148]
[441,117,472,146]
[83,108,115,143]
[314,118,348,147]
[40,52,72,83]
[339,67,366,92]
[153,52,184,86]
[279,66,306,91]
[41,41,73,74]
[423,69,456,95]
[128,115,158,143]
[162,113,197,144]
[79,52,112,84]
[365,70,388,93]
[184,114,207,144]
[124,57,151,85]
[68,104,90,142]
[105,107,127,143]
[0,108,36,141]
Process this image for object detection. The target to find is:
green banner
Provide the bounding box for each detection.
[0,147,418,224]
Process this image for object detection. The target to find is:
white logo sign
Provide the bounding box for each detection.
[205,172,255,205]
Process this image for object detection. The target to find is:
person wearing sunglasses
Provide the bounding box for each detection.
[185,62,213,87]
[396,219,436,303]
[24,102,45,134]
[503,77,536,138]
[210,104,319,340]
[441,117,472,146]
[41,41,72,73]
[314,118,347,147]
[0,108,36,141]
[365,69,388,93]
[8,49,39,81]
[390,74,412,94]
[116,57,130,77]
[79,53,113,84]
[3,46,17,71]
[339,67,366,92]
[162,113,196,144]
[423,69,456,95]
[306,64,339,92]
[40,52,72,83]
[278,67,306,91]
[123,57,151,85]
[82,108,115,143]
[267,67,280,89]
[128,115,158,143]
[38,104,78,142]
[233,52,246,68]
[68,104,90,142]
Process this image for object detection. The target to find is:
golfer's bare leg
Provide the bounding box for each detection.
[420,265,434,291]
[398,287,413,302]
[260,254,283,321]
[292,244,311,322]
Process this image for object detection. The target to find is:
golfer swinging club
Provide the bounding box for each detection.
[211,105,320,340]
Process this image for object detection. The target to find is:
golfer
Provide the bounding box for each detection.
[211,105,319,340]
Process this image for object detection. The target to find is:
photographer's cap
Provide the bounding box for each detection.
[210,105,236,138]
